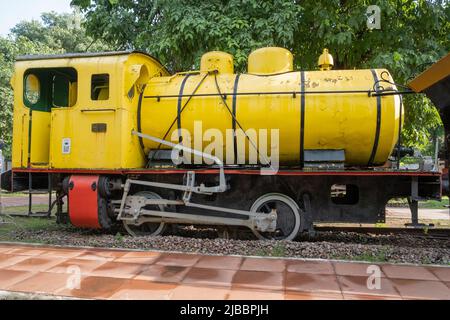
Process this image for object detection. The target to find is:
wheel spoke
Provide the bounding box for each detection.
[251,193,302,241]
[123,191,166,237]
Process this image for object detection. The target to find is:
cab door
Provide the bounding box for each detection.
[23,68,78,167]
[23,72,51,167]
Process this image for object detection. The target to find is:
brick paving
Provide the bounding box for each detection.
[0,243,448,300]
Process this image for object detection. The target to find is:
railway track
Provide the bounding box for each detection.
[1,216,448,265]
[314,226,450,240]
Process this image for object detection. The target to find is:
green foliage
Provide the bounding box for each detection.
[10,11,110,52]
[1,1,449,157]
[73,0,304,71]
[114,232,124,242]
[0,36,56,158]
[253,242,287,257]
[72,0,450,149]
[0,11,112,159]
[352,247,390,263]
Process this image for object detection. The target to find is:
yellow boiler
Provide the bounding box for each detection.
[140,47,402,167]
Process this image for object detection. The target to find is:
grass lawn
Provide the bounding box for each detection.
[388,196,449,209]
[419,197,449,209]
[0,203,68,241]
[1,192,57,197]
[1,204,56,215]
[0,216,59,241]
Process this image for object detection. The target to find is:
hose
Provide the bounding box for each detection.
[213,72,271,166]
[148,73,209,165]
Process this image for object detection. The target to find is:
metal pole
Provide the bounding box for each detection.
[47,173,52,217]
[28,172,32,216]
[434,133,439,172]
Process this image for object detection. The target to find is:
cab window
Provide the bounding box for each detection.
[24,74,40,105]
[91,74,109,100]
[23,67,78,110]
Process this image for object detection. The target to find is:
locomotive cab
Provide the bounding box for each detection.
[11,52,169,171]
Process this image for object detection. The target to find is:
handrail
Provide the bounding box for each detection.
[131,130,227,193]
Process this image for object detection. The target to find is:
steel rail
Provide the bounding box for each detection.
[315,226,450,238]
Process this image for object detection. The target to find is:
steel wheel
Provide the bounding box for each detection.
[250,193,302,240]
[123,191,167,237]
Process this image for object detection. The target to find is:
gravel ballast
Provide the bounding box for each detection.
[4,225,449,265]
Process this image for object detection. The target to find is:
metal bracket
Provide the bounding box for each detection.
[302,193,314,233]
[405,176,428,228]
[411,176,419,201]
[182,171,195,202]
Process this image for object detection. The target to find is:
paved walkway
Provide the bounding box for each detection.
[385,207,450,220]
[0,243,449,300]
[0,195,49,207]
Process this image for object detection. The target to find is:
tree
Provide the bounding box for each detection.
[0,11,112,159]
[73,0,450,150]
[10,11,110,52]
[0,37,55,159]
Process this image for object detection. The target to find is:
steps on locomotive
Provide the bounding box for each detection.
[1,171,50,193]
[0,171,55,218]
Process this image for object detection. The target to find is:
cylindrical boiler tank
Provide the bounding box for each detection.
[140,48,402,167]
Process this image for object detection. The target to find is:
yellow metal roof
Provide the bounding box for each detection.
[409,53,450,93]
[15,50,170,75]
[17,50,153,61]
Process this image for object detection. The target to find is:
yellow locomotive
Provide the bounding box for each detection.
[12,47,400,169]
[2,47,446,240]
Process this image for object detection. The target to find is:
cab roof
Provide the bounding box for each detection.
[16,50,159,62]
[15,50,170,76]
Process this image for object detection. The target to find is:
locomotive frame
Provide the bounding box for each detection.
[7,162,442,240]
